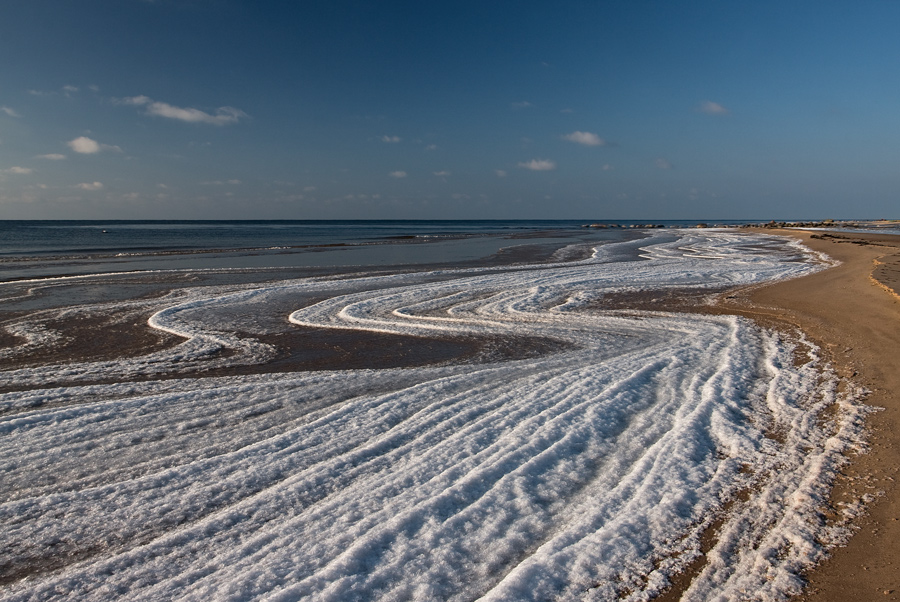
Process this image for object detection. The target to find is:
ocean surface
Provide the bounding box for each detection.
[0,220,746,281]
[0,221,867,601]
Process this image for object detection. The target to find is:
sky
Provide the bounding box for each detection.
[1,0,899,220]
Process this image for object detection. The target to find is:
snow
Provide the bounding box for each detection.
[0,231,865,601]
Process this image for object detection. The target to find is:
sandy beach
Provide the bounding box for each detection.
[714,229,900,601]
[1,227,897,600]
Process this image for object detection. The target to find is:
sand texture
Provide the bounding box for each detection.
[717,229,900,601]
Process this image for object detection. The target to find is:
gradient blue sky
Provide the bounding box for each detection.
[1,0,899,220]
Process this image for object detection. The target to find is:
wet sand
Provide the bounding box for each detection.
[716,229,900,601]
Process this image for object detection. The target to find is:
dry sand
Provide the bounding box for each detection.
[713,229,900,601]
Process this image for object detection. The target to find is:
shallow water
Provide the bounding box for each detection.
[0,228,867,601]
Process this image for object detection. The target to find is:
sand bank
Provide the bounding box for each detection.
[714,229,900,601]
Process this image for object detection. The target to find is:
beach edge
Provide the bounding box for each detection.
[715,228,900,601]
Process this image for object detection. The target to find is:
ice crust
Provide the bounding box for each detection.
[0,231,865,601]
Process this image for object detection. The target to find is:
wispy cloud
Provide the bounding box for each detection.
[381,135,401,143]
[119,96,248,125]
[67,136,121,154]
[201,179,242,185]
[389,171,408,178]
[511,101,533,109]
[656,158,673,170]
[699,100,729,115]
[75,181,103,190]
[562,131,605,146]
[37,153,66,160]
[495,170,507,177]
[2,166,33,175]
[1,106,19,118]
[433,170,450,177]
[425,144,438,151]
[518,159,556,171]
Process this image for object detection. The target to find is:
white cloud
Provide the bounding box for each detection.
[433,170,450,177]
[511,101,533,109]
[67,136,121,154]
[62,85,79,96]
[425,144,438,151]
[120,95,151,106]
[562,131,606,146]
[656,158,673,170]
[381,135,401,143]
[495,170,507,177]
[67,136,101,154]
[602,164,614,171]
[37,153,66,160]
[120,95,248,125]
[518,159,556,171]
[75,181,103,190]
[1,106,19,118]
[699,100,729,115]
[389,171,407,178]
[3,167,33,175]
[202,179,242,186]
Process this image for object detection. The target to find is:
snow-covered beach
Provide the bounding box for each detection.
[0,229,868,601]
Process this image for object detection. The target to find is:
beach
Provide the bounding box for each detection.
[719,229,900,601]
[0,225,891,600]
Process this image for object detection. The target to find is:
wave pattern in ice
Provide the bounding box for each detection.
[0,231,863,601]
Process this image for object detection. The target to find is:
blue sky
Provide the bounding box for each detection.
[1,0,899,220]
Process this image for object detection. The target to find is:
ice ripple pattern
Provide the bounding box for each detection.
[0,231,865,601]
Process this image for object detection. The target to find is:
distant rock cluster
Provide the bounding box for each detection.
[754,219,838,229]
[583,223,667,229]
[581,219,898,230]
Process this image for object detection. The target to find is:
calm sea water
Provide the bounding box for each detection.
[0,220,744,281]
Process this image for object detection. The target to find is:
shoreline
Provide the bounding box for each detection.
[715,229,900,600]
[2,227,897,598]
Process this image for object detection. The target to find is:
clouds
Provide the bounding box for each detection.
[699,101,729,115]
[120,96,248,126]
[68,136,101,154]
[562,131,605,146]
[381,135,401,143]
[37,154,67,160]
[656,158,673,170]
[202,179,242,186]
[75,182,104,191]
[389,171,407,178]
[518,159,556,171]
[67,136,121,154]
[1,106,20,118]
[2,167,33,175]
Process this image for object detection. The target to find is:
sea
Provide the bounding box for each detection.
[0,219,748,281]
[0,220,867,601]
